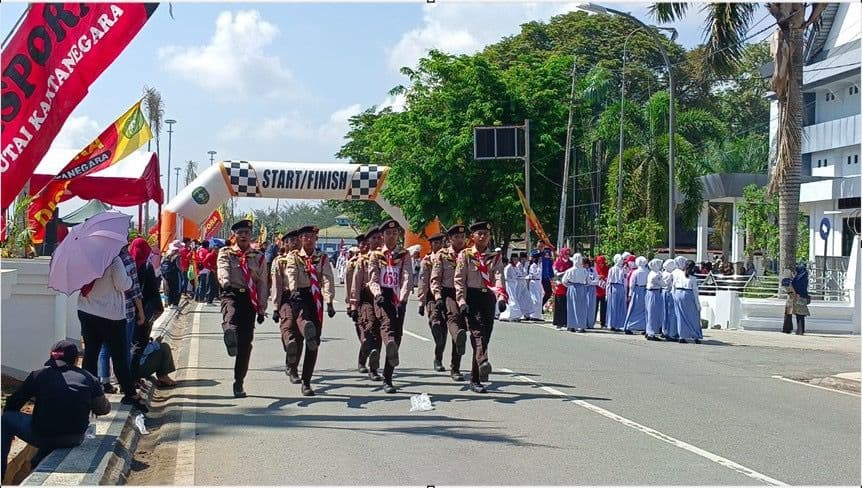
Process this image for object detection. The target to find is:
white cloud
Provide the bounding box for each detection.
[387,3,582,73]
[219,104,362,146]
[158,10,305,100]
[52,115,100,149]
[379,93,407,113]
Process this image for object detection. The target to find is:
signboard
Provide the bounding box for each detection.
[474,125,525,160]
[819,217,831,241]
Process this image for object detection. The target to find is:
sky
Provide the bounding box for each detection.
[1,0,742,221]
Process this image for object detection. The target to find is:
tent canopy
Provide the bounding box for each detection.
[29,150,164,206]
[60,199,112,226]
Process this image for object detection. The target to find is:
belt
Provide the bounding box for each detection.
[467,287,490,293]
[226,286,247,293]
[647,288,662,291]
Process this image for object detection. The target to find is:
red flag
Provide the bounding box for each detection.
[201,209,224,240]
[1,3,159,212]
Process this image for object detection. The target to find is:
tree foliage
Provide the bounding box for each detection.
[737,184,808,266]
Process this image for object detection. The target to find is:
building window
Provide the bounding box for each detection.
[825,92,836,101]
[849,156,853,165]
[817,159,822,168]
[851,86,860,95]
[856,155,859,164]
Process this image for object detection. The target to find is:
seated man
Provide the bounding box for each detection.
[2,341,111,479]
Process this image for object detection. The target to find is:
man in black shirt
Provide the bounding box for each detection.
[2,341,111,478]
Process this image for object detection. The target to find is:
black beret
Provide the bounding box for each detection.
[428,232,446,242]
[469,221,492,232]
[296,225,319,235]
[231,219,253,231]
[366,225,382,236]
[355,233,366,242]
[283,229,299,239]
[380,219,402,231]
[447,224,466,236]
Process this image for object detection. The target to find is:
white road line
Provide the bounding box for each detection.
[403,330,431,342]
[173,303,202,485]
[771,375,861,398]
[499,368,787,486]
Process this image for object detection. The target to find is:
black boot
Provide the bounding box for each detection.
[301,382,315,396]
[433,359,445,372]
[287,367,301,384]
[358,363,369,374]
[469,382,487,394]
[478,360,492,382]
[383,381,397,394]
[451,370,464,382]
[233,381,247,398]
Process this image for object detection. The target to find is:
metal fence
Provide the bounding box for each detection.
[694,269,851,302]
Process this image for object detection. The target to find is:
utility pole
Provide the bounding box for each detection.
[557,57,578,251]
[174,167,181,200]
[165,119,177,202]
[524,118,531,254]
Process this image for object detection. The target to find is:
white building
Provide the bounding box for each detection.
[768,3,861,270]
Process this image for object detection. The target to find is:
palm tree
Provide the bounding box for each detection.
[142,86,165,228]
[650,2,828,276]
[184,160,198,185]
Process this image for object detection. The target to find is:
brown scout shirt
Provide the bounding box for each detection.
[283,248,335,304]
[416,252,435,303]
[217,244,269,313]
[430,246,460,301]
[454,245,505,307]
[367,246,413,304]
[349,252,372,309]
[344,254,359,308]
[270,255,290,308]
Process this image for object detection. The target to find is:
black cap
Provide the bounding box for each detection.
[380,219,402,231]
[231,219,253,232]
[282,229,298,239]
[447,224,466,236]
[355,233,366,242]
[469,221,492,232]
[296,225,319,236]
[46,340,79,367]
[428,232,446,242]
[519,252,528,258]
[366,225,382,236]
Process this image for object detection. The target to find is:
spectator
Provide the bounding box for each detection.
[538,242,554,306]
[161,241,183,309]
[136,338,177,386]
[178,238,192,298]
[782,263,810,335]
[195,241,213,303]
[2,341,111,479]
[128,238,169,381]
[78,252,145,409]
[594,255,609,328]
[97,245,144,393]
[552,248,573,328]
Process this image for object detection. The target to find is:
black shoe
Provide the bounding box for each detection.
[233,382,247,398]
[678,339,688,344]
[121,395,149,413]
[646,335,656,341]
[624,330,633,335]
[301,383,315,396]
[433,360,445,372]
[470,383,487,394]
[224,329,238,357]
[304,323,319,351]
[385,341,399,367]
[455,329,467,356]
[287,367,301,384]
[358,364,369,374]
[367,349,380,372]
[383,382,397,394]
[451,371,465,382]
[369,370,382,382]
[103,383,117,394]
[694,339,701,344]
[285,341,300,367]
[478,361,492,382]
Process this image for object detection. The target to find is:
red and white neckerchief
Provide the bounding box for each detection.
[237,248,261,311]
[305,252,324,324]
[385,250,401,307]
[474,249,508,302]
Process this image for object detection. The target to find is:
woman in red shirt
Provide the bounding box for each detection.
[594,255,609,328]
[552,248,573,328]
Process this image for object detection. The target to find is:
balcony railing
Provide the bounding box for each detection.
[803,113,861,154]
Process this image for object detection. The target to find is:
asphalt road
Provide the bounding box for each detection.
[132,288,860,486]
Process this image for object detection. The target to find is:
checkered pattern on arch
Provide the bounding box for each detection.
[224,160,260,197]
[348,165,382,200]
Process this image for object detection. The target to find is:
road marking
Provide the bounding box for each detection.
[403,330,431,342]
[498,368,787,486]
[771,375,861,398]
[174,303,202,485]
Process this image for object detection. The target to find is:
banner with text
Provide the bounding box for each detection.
[201,208,224,240]
[27,100,151,243]
[1,3,158,211]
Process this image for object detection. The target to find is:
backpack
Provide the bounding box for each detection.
[160,254,179,276]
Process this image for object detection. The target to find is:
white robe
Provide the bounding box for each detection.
[525,263,544,319]
[499,264,524,321]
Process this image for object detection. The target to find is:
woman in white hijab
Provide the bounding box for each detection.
[672,259,703,344]
[644,258,665,340]
[562,252,588,332]
[606,254,626,331]
[661,259,678,340]
[524,252,545,320]
[499,256,524,322]
[623,256,649,333]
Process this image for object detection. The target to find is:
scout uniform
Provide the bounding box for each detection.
[454,221,506,394]
[430,225,469,381]
[281,225,335,396]
[418,231,448,372]
[365,219,412,393]
[271,228,300,375]
[350,226,384,381]
[217,220,269,398]
[345,233,369,373]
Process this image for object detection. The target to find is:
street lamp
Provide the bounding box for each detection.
[174,167,182,200]
[208,150,217,166]
[579,2,677,257]
[165,119,177,202]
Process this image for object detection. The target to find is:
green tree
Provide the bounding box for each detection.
[650,2,828,278]
[738,184,808,268]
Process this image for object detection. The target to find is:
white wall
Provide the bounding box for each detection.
[823,2,862,52]
[814,78,861,124]
[804,203,846,260]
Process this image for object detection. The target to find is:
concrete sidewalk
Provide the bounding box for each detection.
[704,328,860,354]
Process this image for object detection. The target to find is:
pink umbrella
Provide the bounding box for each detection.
[48,211,131,295]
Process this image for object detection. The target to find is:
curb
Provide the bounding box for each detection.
[808,375,861,394]
[20,300,187,486]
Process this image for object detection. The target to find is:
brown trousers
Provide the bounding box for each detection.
[283,288,321,382]
[465,288,495,381]
[378,288,404,381]
[440,287,468,372]
[220,290,255,382]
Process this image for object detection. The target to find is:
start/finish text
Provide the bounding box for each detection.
[261,169,350,191]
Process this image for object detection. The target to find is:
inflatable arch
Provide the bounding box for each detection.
[159,161,411,250]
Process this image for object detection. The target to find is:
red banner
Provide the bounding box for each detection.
[201,209,224,240]
[1,3,158,212]
[27,100,151,244]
